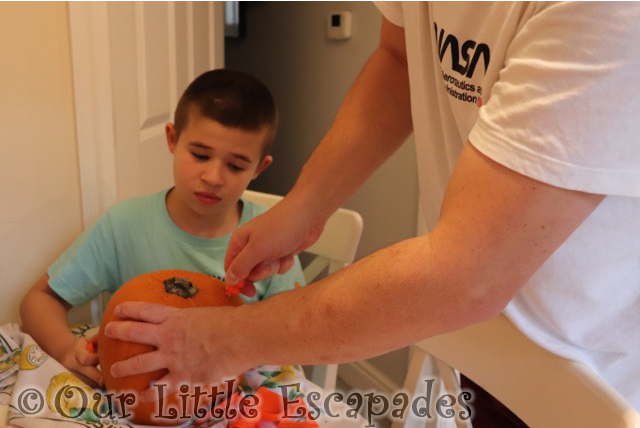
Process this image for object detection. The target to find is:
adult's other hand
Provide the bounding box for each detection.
[104,302,246,401]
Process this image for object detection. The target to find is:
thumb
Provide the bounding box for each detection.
[225,243,257,285]
[224,227,252,284]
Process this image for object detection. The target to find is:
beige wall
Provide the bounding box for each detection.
[0,2,84,324]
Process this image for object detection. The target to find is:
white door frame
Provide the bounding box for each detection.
[68,2,118,228]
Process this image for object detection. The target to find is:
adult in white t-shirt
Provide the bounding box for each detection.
[103,0,640,419]
[371,1,640,410]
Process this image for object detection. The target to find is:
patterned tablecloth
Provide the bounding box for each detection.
[0,323,314,428]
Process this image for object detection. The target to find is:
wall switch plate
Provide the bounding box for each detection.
[327,11,352,40]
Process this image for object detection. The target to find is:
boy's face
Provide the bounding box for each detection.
[165,109,272,227]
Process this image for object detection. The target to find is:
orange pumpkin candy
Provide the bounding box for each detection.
[97,269,243,426]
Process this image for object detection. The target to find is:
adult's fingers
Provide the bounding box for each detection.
[245,257,295,282]
[104,319,165,347]
[244,259,282,283]
[114,301,177,323]
[226,242,279,285]
[277,255,295,275]
[239,280,256,297]
[224,226,250,279]
[109,349,166,379]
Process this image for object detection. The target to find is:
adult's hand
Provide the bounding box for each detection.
[104,302,248,401]
[224,19,412,286]
[224,199,326,284]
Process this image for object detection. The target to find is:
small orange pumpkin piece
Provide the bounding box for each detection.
[97,269,243,426]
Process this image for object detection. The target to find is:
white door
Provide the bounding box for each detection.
[69,1,224,227]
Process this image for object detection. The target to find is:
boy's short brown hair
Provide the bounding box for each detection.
[173,69,278,158]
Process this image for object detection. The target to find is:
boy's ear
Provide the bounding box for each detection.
[252,155,273,179]
[165,123,177,153]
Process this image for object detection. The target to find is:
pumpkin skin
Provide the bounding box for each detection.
[97,269,243,426]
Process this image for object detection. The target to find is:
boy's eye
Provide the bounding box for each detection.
[192,152,209,161]
[228,163,245,172]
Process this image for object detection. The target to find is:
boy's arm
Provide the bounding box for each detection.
[20,274,102,385]
[21,274,76,357]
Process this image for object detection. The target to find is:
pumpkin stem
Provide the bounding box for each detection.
[163,277,199,298]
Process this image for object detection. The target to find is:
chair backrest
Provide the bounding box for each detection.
[241,189,364,283]
[400,314,640,428]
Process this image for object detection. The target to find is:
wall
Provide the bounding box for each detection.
[225,2,418,388]
[0,2,88,324]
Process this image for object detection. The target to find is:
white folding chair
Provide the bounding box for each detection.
[393,314,640,428]
[241,189,363,391]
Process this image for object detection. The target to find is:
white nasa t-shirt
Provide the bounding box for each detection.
[376,1,640,408]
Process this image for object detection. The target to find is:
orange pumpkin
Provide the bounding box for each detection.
[97,269,243,426]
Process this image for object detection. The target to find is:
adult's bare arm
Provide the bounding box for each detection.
[229,144,605,363]
[106,143,604,393]
[224,18,413,284]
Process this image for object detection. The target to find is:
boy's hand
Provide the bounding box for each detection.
[59,335,103,388]
[225,199,325,284]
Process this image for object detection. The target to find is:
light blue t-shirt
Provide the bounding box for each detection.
[48,189,305,306]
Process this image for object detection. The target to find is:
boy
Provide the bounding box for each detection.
[19,69,305,387]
